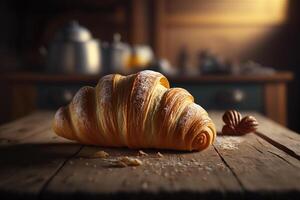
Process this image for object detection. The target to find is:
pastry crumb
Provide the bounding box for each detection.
[90,150,109,158]
[138,150,148,156]
[157,152,164,158]
[111,156,143,168]
[120,156,143,166]
[142,182,149,189]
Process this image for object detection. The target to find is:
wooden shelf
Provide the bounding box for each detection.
[0,71,294,84]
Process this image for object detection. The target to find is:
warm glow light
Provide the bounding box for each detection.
[163,0,289,65]
[166,0,288,26]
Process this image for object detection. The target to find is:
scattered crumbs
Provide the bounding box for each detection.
[93,164,97,168]
[217,163,225,169]
[163,172,169,177]
[157,152,164,158]
[219,143,238,150]
[69,161,74,165]
[144,160,150,165]
[205,166,213,171]
[142,182,149,189]
[193,161,200,165]
[85,162,89,166]
[90,150,109,158]
[190,158,196,162]
[119,156,143,167]
[138,150,148,156]
[215,137,244,150]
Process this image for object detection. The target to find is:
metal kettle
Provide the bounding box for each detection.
[45,21,101,74]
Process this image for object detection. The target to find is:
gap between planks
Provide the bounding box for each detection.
[38,145,84,199]
[254,131,300,161]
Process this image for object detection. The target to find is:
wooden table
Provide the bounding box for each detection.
[0,111,299,199]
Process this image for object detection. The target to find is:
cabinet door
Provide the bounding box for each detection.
[172,83,263,112]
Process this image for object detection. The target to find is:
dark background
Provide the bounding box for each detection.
[0,0,299,132]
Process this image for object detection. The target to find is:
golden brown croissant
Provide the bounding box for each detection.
[53,70,216,151]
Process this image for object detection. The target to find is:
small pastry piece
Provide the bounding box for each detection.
[138,150,148,156]
[90,150,109,158]
[222,124,237,135]
[237,116,258,135]
[222,110,242,127]
[157,152,164,158]
[53,70,216,151]
[221,110,258,135]
[119,156,143,166]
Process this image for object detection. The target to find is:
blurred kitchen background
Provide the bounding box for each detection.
[0,0,299,132]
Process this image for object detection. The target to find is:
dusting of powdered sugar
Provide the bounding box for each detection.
[215,136,245,150]
[100,84,112,104]
[99,75,113,105]
[178,104,198,127]
[133,70,161,110]
[163,104,171,114]
[71,87,90,119]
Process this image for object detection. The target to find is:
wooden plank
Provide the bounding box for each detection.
[264,83,287,125]
[1,111,300,199]
[0,72,294,84]
[0,111,82,199]
[211,111,300,158]
[210,112,300,198]
[253,113,300,156]
[42,145,242,199]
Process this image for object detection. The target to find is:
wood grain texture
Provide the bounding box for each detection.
[0,112,82,199]
[0,111,299,199]
[211,111,300,198]
[42,146,241,199]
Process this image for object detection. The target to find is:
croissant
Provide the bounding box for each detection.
[53,70,216,151]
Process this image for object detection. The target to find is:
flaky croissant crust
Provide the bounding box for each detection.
[53,70,216,151]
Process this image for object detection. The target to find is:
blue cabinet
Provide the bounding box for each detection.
[172,83,263,112]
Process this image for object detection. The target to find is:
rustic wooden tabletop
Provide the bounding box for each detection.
[0,111,299,200]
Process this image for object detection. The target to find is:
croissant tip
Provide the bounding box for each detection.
[53,106,71,139]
